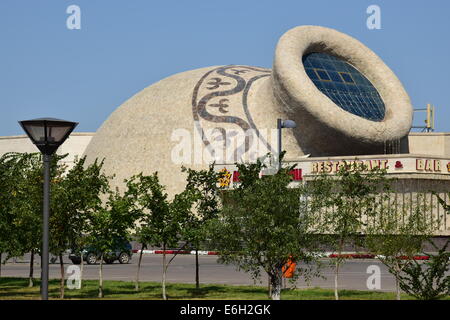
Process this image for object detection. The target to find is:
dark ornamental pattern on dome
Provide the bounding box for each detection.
[208,99,230,114]
[206,78,232,90]
[192,65,274,161]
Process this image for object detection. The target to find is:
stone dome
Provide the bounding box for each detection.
[83,26,413,196]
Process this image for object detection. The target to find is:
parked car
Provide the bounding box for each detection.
[69,240,133,265]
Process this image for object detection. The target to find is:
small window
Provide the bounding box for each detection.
[305,68,318,80]
[314,69,331,81]
[339,72,355,84]
[328,71,343,82]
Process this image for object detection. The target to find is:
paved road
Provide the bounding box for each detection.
[1,253,399,292]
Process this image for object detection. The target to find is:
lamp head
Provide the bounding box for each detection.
[281,119,297,129]
[19,118,78,155]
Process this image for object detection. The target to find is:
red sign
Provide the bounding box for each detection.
[232,171,240,182]
[232,168,302,183]
[289,169,302,181]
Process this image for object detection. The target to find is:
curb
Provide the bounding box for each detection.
[132,249,218,255]
[132,250,430,260]
[327,254,429,260]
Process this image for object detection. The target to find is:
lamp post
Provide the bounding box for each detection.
[19,118,78,300]
[277,118,297,171]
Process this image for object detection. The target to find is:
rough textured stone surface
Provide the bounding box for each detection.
[83,25,414,196]
[272,25,413,155]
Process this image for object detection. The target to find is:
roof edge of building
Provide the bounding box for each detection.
[0,132,96,140]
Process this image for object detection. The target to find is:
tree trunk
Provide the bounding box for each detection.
[0,252,2,277]
[28,250,35,287]
[195,248,199,289]
[334,239,344,301]
[268,274,271,299]
[334,260,340,300]
[269,268,282,300]
[80,252,84,289]
[395,263,401,300]
[98,253,104,298]
[59,253,65,299]
[395,277,401,300]
[162,244,167,300]
[135,243,145,291]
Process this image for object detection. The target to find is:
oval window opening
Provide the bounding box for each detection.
[303,52,386,122]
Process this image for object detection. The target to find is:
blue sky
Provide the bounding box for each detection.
[0,0,449,135]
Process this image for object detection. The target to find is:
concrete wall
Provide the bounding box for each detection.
[0,132,94,169]
[0,132,450,162]
[408,132,450,157]
[0,131,449,165]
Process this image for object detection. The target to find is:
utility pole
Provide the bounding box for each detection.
[412,103,435,132]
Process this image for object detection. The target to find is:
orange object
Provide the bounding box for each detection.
[282,257,297,278]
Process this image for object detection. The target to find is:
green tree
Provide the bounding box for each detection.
[127,172,195,299]
[397,239,450,300]
[49,156,110,298]
[13,153,48,288]
[125,173,163,292]
[435,192,450,213]
[389,192,450,300]
[208,158,322,300]
[87,189,136,298]
[0,153,25,276]
[365,192,436,300]
[181,164,221,289]
[0,152,62,287]
[308,163,390,300]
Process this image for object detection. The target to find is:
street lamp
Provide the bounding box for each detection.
[19,118,78,300]
[277,118,297,171]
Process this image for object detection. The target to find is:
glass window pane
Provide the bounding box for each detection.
[340,72,354,83]
[328,71,343,82]
[302,52,385,121]
[315,69,331,81]
[305,68,318,80]
[47,125,71,143]
[25,125,46,142]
